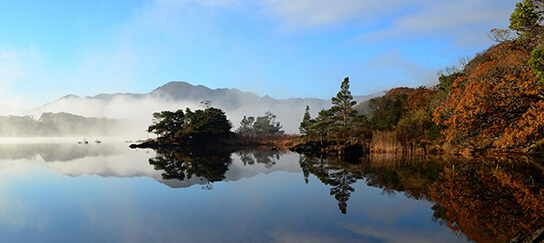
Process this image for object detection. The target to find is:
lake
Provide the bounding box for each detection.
[0,140,542,242]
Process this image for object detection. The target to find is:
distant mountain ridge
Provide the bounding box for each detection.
[32,81,383,135]
[48,81,377,107]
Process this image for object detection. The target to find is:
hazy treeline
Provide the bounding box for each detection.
[0,112,125,137]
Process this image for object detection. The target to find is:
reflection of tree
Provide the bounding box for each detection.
[298,153,544,240]
[357,155,445,200]
[299,155,360,214]
[236,150,281,169]
[329,170,356,214]
[149,148,232,190]
[429,164,544,242]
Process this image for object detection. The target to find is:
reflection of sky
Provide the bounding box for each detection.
[0,144,464,242]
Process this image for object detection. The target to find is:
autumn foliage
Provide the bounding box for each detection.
[433,41,544,149]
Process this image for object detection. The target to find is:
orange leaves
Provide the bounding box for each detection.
[433,41,544,148]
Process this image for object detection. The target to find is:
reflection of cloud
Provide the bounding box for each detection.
[268,230,376,243]
[0,142,301,189]
[359,193,423,225]
[0,161,50,230]
[339,223,464,243]
[0,143,124,162]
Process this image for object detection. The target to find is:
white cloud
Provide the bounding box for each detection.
[190,0,514,46]
[260,0,412,30]
[361,51,438,92]
[348,0,514,47]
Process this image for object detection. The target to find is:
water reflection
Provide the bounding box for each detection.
[144,147,544,241]
[236,149,281,168]
[0,142,542,242]
[299,155,359,214]
[149,148,289,189]
[150,148,232,190]
[0,142,122,161]
[298,154,544,242]
[429,158,544,242]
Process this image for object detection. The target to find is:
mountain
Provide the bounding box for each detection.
[33,81,381,135]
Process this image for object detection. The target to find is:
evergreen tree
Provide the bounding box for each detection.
[331,77,357,127]
[509,0,543,35]
[309,109,333,145]
[299,105,313,136]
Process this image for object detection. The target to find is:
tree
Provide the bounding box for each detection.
[299,105,313,136]
[236,112,284,135]
[509,0,543,36]
[148,109,185,140]
[308,109,333,145]
[182,107,232,139]
[396,109,434,150]
[148,107,232,146]
[437,72,464,92]
[331,77,357,127]
[369,88,413,130]
[488,28,516,43]
[433,42,544,148]
[528,45,544,84]
[253,111,284,135]
[236,116,255,135]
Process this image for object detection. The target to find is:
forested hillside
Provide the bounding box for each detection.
[300,0,544,154]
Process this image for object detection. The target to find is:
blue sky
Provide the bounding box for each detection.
[0,0,516,108]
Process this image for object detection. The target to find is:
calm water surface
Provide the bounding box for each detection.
[0,141,542,242]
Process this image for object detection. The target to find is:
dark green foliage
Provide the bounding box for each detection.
[148,110,185,140]
[331,77,358,127]
[396,109,435,148]
[509,0,543,35]
[368,90,410,130]
[437,72,464,91]
[299,105,313,136]
[301,77,372,147]
[528,45,544,84]
[425,124,443,141]
[148,107,232,146]
[183,108,232,138]
[308,109,333,144]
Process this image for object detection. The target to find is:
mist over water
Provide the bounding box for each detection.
[20,87,340,138]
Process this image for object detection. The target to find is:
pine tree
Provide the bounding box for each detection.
[299,105,312,136]
[331,77,357,127]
